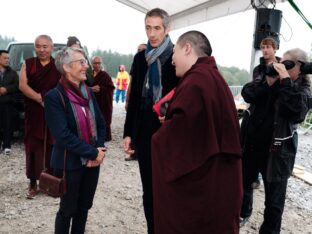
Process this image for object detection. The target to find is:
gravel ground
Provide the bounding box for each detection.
[0,103,311,234]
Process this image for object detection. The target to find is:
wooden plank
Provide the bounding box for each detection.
[293,167,305,175]
[292,164,312,185]
[294,164,305,170]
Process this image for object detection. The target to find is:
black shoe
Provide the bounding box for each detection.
[240,217,249,227]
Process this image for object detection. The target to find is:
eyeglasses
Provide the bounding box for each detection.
[92,62,101,65]
[70,59,88,66]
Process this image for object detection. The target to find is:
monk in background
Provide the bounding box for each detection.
[19,35,61,198]
[90,56,114,141]
[151,30,242,234]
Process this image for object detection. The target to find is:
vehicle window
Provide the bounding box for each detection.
[8,44,34,72]
[8,43,66,73]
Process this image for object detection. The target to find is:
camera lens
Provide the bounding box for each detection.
[300,61,312,75]
[265,60,295,77]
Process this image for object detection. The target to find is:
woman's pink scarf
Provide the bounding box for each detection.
[60,77,97,145]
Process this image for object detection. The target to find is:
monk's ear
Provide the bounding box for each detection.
[184,42,192,55]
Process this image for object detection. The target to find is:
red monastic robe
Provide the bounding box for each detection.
[25,57,61,179]
[152,57,243,234]
[91,70,114,141]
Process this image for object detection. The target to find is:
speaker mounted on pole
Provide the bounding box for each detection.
[254,8,282,49]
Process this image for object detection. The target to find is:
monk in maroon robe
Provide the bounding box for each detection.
[90,56,114,141]
[152,31,243,234]
[19,35,61,198]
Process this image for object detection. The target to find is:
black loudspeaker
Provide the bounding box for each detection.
[254,8,282,49]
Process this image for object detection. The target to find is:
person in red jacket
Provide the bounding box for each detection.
[115,65,129,104]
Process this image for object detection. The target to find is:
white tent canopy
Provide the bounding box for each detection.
[115,0,286,74]
[115,0,284,30]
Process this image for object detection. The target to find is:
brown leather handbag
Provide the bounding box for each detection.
[39,169,66,198]
[39,90,67,198]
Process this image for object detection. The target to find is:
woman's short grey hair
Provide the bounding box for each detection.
[284,48,311,85]
[284,48,308,64]
[55,47,86,75]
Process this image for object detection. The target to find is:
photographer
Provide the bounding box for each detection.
[240,48,311,233]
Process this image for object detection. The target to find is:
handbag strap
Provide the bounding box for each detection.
[56,89,67,180]
[43,124,48,170]
[42,88,67,180]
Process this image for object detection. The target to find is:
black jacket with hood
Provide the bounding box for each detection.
[241,74,310,182]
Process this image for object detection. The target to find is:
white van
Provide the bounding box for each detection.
[6,42,66,73]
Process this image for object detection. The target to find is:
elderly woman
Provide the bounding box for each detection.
[240,48,311,233]
[44,47,106,233]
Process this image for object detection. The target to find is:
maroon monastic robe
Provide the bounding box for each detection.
[152,57,243,234]
[24,57,61,179]
[91,70,114,141]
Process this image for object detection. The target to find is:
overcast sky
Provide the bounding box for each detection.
[1,0,311,70]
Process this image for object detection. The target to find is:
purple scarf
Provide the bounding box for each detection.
[60,77,97,145]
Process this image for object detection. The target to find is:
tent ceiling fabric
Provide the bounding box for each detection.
[115,0,254,29]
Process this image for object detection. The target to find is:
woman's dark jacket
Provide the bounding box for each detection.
[241,75,310,182]
[44,83,106,170]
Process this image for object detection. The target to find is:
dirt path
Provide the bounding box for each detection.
[0,103,311,233]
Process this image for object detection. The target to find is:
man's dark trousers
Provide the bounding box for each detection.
[241,148,288,234]
[0,103,13,150]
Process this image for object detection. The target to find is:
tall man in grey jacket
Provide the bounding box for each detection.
[0,50,19,155]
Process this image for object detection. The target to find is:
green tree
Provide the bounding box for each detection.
[91,49,133,78]
[220,70,233,85]
[0,35,15,49]
[218,65,250,86]
[91,48,251,87]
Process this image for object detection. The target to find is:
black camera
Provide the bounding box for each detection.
[265,60,295,77]
[299,61,312,75]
